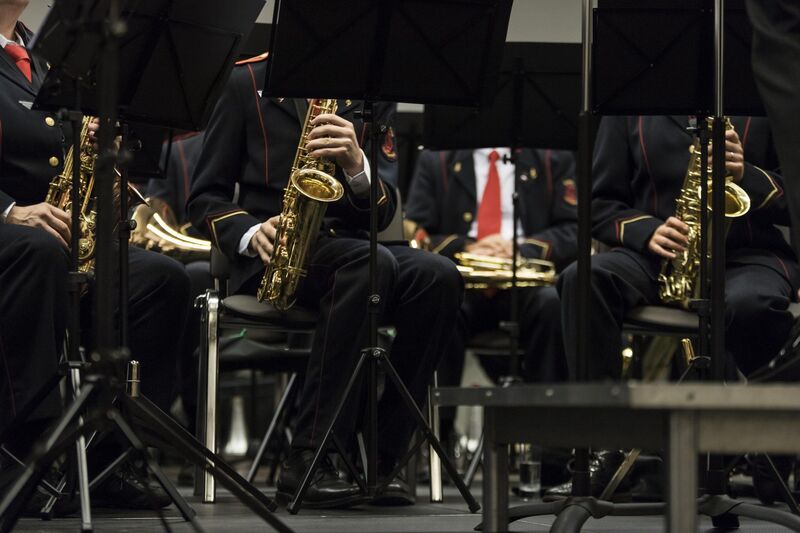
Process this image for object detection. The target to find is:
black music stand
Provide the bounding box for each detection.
[423,41,580,489]
[489,1,800,532]
[263,0,512,514]
[0,2,293,532]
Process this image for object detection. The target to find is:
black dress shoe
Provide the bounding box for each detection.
[276,449,365,509]
[543,450,631,502]
[92,462,171,510]
[372,459,414,506]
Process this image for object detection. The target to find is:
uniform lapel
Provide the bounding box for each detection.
[451,150,477,202]
[272,97,303,125]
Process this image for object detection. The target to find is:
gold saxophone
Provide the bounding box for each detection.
[658,117,751,309]
[257,99,345,309]
[46,117,98,273]
[454,252,556,289]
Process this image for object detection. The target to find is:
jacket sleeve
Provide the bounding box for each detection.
[592,116,663,253]
[520,150,579,271]
[405,150,471,259]
[186,71,262,260]
[738,124,790,225]
[325,102,397,232]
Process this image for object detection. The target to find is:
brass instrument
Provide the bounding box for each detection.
[131,196,211,263]
[658,117,751,309]
[46,117,98,273]
[455,252,556,289]
[257,99,345,309]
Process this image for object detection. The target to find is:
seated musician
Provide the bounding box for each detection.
[405,148,577,445]
[556,115,800,501]
[187,53,463,508]
[141,131,211,439]
[0,2,190,512]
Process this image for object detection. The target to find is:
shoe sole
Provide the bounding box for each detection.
[275,490,369,510]
[542,493,632,503]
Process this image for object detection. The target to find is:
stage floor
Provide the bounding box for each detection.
[12,485,800,532]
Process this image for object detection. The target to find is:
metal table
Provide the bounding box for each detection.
[432,383,800,532]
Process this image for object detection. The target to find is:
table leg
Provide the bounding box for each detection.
[483,407,508,532]
[667,411,697,533]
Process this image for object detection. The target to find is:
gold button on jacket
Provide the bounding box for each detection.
[45,117,55,127]
[49,156,60,167]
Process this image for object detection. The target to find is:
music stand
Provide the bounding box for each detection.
[263,0,512,514]
[491,1,800,532]
[0,2,293,532]
[422,41,580,491]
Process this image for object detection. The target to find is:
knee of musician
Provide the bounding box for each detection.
[373,245,401,289]
[726,288,793,351]
[536,287,563,327]
[413,252,464,305]
[20,227,70,275]
[143,254,192,309]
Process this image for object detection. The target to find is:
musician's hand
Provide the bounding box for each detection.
[707,128,745,183]
[465,234,513,259]
[307,114,364,176]
[6,203,71,248]
[648,217,690,259]
[87,118,122,152]
[249,215,281,265]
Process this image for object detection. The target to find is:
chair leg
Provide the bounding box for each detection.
[247,373,298,483]
[428,372,443,503]
[194,290,220,503]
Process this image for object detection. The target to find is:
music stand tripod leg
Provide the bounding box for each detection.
[380,355,481,512]
[286,351,370,514]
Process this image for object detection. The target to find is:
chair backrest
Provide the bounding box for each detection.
[377,185,405,242]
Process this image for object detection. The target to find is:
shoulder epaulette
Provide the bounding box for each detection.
[235,52,269,66]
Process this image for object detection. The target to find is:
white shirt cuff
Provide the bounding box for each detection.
[343,150,371,197]
[0,203,14,223]
[238,223,260,257]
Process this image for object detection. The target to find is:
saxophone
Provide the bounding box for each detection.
[46,117,98,273]
[657,117,751,309]
[257,99,345,309]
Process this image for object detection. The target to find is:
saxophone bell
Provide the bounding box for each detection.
[257,99,345,309]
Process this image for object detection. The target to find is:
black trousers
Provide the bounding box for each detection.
[438,285,566,393]
[0,224,191,432]
[558,248,795,380]
[747,0,800,250]
[241,236,463,460]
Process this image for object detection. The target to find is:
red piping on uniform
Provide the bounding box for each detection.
[545,149,554,197]
[247,65,269,186]
[439,152,448,190]
[359,123,368,147]
[638,117,658,213]
[178,141,190,201]
[0,330,16,417]
[741,117,752,147]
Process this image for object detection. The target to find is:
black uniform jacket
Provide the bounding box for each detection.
[593,116,800,287]
[405,149,578,271]
[0,23,67,213]
[147,131,205,225]
[187,56,398,294]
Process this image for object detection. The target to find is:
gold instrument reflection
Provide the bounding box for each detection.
[131,196,211,262]
[455,252,556,289]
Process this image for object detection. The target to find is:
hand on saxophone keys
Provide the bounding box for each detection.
[706,128,745,183]
[306,113,364,176]
[249,215,282,265]
[648,216,690,260]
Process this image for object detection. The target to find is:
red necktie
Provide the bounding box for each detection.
[4,44,31,83]
[476,150,502,240]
